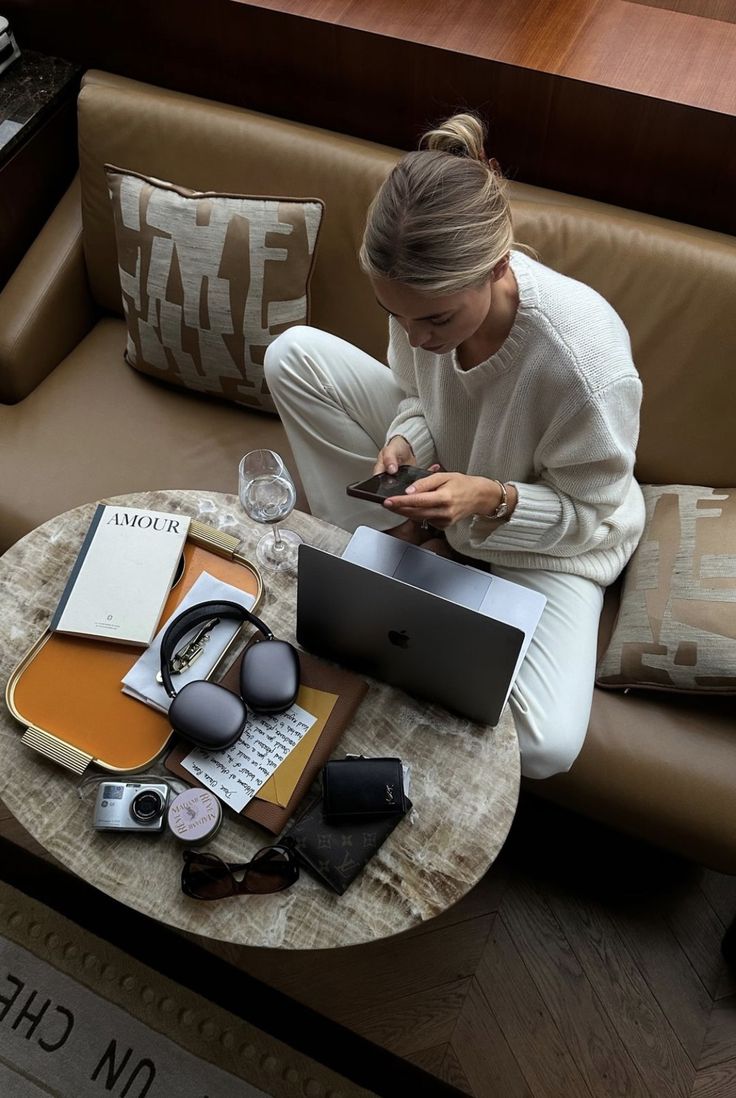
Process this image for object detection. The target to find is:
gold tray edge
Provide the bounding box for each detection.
[5,520,264,775]
[5,631,48,726]
[20,729,93,776]
[187,519,264,611]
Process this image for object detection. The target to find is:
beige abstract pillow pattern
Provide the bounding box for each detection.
[596,485,736,693]
[106,167,324,413]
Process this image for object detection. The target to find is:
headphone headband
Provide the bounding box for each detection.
[159,600,273,699]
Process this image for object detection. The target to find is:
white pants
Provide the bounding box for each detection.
[265,327,605,780]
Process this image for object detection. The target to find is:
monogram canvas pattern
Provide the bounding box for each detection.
[284,793,410,895]
[106,167,324,414]
[596,485,736,693]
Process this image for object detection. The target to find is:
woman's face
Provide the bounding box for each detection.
[370,275,494,355]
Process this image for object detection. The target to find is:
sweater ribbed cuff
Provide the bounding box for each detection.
[387,417,436,470]
[470,481,563,550]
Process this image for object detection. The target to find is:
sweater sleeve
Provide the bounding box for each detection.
[470,375,643,556]
[383,319,437,468]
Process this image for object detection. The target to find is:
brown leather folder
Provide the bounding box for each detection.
[164,649,368,833]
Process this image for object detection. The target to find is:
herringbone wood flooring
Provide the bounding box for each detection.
[2,794,735,1096]
[204,795,736,1097]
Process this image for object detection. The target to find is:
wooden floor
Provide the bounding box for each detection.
[206,794,736,1097]
[2,792,735,1097]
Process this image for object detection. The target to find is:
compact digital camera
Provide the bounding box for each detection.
[93,781,170,832]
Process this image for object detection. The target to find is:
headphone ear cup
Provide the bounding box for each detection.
[169,680,247,751]
[240,638,301,713]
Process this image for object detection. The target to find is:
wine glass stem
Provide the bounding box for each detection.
[272,523,285,552]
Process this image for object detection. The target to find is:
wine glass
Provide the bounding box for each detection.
[238,449,302,572]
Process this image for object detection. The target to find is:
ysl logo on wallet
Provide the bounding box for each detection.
[385,784,396,804]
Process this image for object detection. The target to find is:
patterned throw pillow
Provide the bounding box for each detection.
[596,485,736,693]
[106,166,324,414]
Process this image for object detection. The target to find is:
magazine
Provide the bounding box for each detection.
[50,504,190,645]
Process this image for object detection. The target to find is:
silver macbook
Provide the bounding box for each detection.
[296,539,527,726]
[343,527,546,685]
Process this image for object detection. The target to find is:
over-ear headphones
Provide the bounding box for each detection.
[160,600,300,751]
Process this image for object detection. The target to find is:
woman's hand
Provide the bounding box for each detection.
[373,435,416,475]
[384,471,506,528]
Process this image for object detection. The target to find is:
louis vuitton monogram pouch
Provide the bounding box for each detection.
[281,792,412,895]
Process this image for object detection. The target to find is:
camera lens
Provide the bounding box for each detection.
[130,789,165,823]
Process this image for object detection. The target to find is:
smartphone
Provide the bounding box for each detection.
[346,465,433,504]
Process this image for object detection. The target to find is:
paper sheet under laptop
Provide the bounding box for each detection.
[342,526,546,709]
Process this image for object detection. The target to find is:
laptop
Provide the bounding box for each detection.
[297,527,545,726]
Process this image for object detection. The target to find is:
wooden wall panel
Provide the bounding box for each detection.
[3,0,735,234]
[241,0,736,114]
[626,0,736,22]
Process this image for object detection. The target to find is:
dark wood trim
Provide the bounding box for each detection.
[0,69,79,289]
[3,0,735,235]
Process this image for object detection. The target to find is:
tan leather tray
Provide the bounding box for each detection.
[5,522,262,775]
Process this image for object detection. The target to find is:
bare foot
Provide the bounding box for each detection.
[388,525,490,568]
[421,537,491,569]
[421,536,453,558]
[386,519,437,546]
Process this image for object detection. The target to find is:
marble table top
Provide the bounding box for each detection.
[0,490,519,949]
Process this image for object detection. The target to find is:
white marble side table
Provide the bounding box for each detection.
[0,490,519,949]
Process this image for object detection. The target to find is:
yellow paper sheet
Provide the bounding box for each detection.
[254,686,338,807]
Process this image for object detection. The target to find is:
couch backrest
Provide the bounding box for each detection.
[510,194,735,488]
[78,70,396,374]
[78,70,735,487]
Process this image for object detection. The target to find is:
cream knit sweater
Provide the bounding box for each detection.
[385,251,646,586]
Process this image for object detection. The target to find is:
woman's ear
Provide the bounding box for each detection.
[491,254,511,282]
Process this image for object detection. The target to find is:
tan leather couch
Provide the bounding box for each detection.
[1,71,734,872]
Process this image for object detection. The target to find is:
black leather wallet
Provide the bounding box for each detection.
[321,756,408,822]
[281,791,412,895]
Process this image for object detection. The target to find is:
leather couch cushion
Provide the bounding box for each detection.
[597,484,736,693]
[0,319,304,553]
[533,572,736,872]
[509,199,736,488]
[78,71,396,366]
[78,71,736,489]
[533,684,736,873]
[106,167,323,414]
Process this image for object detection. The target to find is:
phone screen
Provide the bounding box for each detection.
[347,465,433,501]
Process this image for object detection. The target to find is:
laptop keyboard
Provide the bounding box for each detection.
[393,546,492,610]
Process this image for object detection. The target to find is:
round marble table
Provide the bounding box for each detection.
[0,490,519,949]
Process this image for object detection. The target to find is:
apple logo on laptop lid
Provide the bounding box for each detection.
[388,629,410,649]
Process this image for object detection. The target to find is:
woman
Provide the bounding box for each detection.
[264,113,645,780]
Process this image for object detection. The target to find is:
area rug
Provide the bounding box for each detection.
[0,880,374,1098]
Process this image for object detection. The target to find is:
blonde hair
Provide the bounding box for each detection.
[359,112,514,295]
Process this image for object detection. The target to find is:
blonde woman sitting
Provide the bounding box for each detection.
[264,113,645,781]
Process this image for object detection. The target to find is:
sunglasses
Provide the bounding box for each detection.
[181,843,299,900]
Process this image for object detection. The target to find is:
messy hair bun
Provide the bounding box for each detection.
[420,112,489,164]
[360,111,513,295]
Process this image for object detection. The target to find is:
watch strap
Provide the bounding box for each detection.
[489,480,509,519]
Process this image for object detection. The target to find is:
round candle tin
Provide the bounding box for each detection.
[167,787,223,844]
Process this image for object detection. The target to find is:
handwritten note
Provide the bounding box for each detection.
[179,703,317,812]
